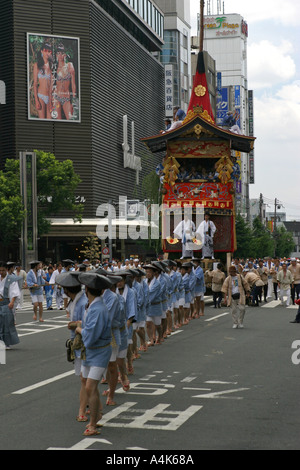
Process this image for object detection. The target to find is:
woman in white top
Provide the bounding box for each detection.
[0,261,21,348]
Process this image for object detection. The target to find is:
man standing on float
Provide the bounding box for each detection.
[196,212,216,259]
[173,214,196,259]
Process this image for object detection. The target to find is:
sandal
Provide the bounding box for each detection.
[76,415,88,422]
[127,366,134,375]
[121,379,130,392]
[83,426,101,436]
[102,389,110,396]
[106,398,117,406]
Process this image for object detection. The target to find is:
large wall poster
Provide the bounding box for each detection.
[27,33,80,122]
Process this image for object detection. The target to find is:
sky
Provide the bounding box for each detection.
[189,0,300,220]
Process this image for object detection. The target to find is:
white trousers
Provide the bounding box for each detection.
[230,298,246,325]
[280,288,291,306]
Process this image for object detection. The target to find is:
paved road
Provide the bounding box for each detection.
[0,298,300,451]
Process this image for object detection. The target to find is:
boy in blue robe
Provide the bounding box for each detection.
[76,273,113,436]
[144,264,163,346]
[115,271,137,375]
[102,275,122,406]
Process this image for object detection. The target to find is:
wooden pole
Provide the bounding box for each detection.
[199,0,205,52]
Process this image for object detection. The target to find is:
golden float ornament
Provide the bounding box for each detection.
[192,237,202,246]
[166,236,179,245]
[194,84,206,97]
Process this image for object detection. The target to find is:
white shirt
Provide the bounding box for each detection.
[174,219,195,240]
[196,220,216,241]
[0,275,21,301]
[231,276,240,296]
[49,269,63,285]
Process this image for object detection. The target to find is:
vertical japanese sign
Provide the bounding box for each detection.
[248,90,255,184]
[165,64,173,118]
[20,152,38,268]
[234,86,241,127]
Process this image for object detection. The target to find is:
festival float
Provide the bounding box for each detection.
[141,4,255,264]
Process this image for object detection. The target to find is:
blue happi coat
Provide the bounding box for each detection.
[103,289,121,347]
[81,297,112,368]
[132,279,145,322]
[26,269,45,296]
[146,277,163,317]
[194,265,206,294]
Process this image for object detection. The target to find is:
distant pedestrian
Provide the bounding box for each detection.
[0,261,20,348]
[26,261,46,322]
[206,263,225,308]
[45,266,54,310]
[222,266,250,329]
[15,263,27,310]
[277,263,294,307]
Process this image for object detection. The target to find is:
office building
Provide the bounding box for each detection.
[155,0,192,117]
[0,0,165,261]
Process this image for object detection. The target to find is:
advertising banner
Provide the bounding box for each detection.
[216,87,228,126]
[27,33,80,122]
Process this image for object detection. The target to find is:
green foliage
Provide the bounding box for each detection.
[137,169,162,255]
[141,170,161,205]
[234,214,252,258]
[80,233,101,263]
[235,215,294,259]
[0,151,83,245]
[275,226,295,258]
[249,217,275,259]
[35,150,83,234]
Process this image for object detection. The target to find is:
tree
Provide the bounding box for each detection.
[249,217,275,259]
[35,150,83,235]
[0,162,25,245]
[140,170,162,254]
[0,150,83,245]
[80,233,101,263]
[234,214,252,259]
[275,226,295,258]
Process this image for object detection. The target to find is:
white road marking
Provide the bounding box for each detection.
[16,315,69,337]
[181,376,197,383]
[99,402,203,431]
[192,387,250,399]
[12,370,74,394]
[205,380,238,384]
[139,374,157,381]
[183,387,211,391]
[48,438,113,450]
[116,382,175,396]
[261,300,281,308]
[205,312,230,321]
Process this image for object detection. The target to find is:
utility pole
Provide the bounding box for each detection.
[273,198,283,257]
[199,0,205,52]
[259,193,263,223]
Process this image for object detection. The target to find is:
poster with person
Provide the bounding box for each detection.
[27,33,80,122]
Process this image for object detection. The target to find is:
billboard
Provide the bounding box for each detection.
[216,87,228,126]
[27,33,80,122]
